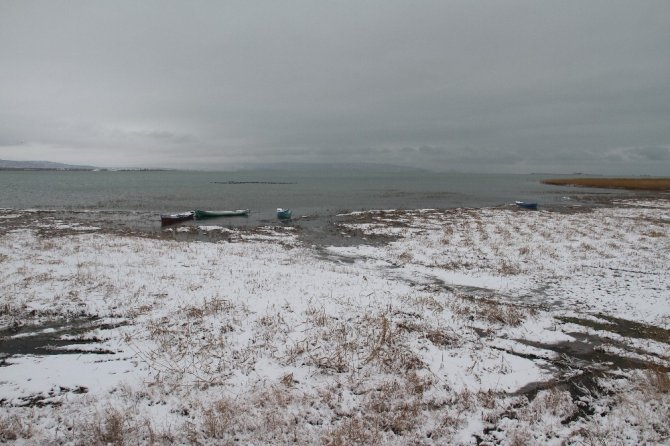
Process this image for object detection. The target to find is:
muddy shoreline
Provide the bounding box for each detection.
[2,188,666,244]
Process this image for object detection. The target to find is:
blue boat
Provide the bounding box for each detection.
[277,208,292,220]
[515,201,538,210]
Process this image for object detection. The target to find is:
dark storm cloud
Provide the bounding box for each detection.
[0,0,669,174]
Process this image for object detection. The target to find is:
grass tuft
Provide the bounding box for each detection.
[202,398,235,439]
[93,407,127,445]
[0,414,33,442]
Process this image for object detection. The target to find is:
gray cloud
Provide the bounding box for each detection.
[1,1,669,174]
[626,146,670,161]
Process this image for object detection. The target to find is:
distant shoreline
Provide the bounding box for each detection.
[0,168,95,171]
[0,168,171,172]
[542,177,670,191]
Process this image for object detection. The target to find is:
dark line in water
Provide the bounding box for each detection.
[212,181,297,185]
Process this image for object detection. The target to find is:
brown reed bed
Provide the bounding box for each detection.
[542,178,670,191]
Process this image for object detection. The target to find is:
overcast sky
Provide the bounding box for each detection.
[1,1,669,174]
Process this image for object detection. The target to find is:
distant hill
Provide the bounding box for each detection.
[0,159,97,170]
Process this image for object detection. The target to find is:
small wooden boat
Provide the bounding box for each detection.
[515,201,538,210]
[160,211,194,225]
[277,208,292,220]
[194,209,250,220]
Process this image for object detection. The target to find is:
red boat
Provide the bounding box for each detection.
[160,211,194,226]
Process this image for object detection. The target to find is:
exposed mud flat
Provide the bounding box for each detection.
[0,317,126,358]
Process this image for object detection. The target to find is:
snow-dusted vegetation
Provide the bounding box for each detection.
[1,200,668,444]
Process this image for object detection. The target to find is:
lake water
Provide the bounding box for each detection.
[0,169,620,230]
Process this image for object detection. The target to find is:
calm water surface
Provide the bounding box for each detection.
[0,169,620,230]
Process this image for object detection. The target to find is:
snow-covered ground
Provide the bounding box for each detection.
[0,200,668,444]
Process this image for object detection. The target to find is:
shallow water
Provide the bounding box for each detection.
[0,170,617,213]
[1,169,630,233]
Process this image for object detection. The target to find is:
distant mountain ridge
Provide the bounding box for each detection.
[0,159,97,170]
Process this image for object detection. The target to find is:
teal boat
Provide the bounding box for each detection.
[277,208,292,220]
[515,201,538,210]
[194,209,250,220]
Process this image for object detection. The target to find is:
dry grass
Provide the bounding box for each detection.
[450,296,529,327]
[75,405,175,446]
[305,304,328,327]
[138,307,242,386]
[482,303,526,326]
[542,177,670,191]
[91,407,128,445]
[363,379,422,435]
[0,414,33,441]
[642,368,670,394]
[323,372,434,444]
[323,417,382,446]
[38,238,57,250]
[643,230,666,238]
[524,388,577,423]
[282,309,428,376]
[4,206,670,445]
[424,329,458,347]
[498,260,522,275]
[202,398,236,439]
[398,251,413,263]
[508,427,533,446]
